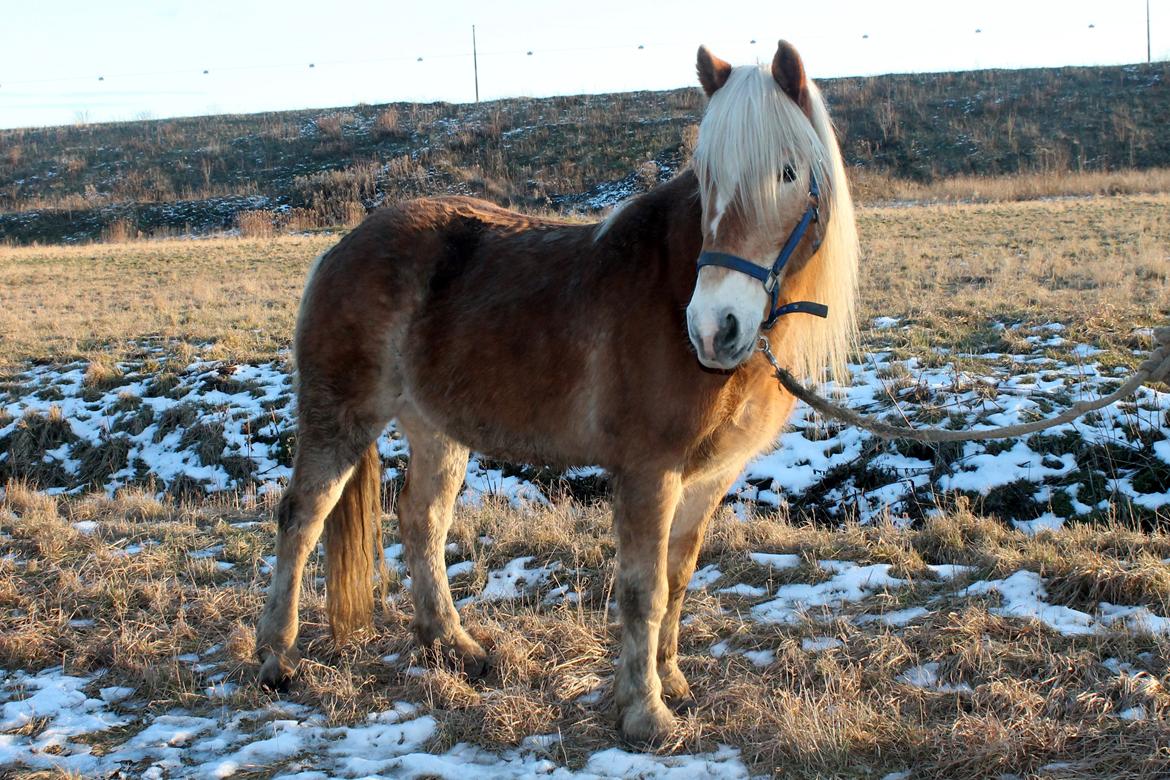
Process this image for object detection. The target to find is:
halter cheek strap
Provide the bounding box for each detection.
[696,170,828,330]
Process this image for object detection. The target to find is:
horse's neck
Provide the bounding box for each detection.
[661,169,704,261]
[597,170,704,302]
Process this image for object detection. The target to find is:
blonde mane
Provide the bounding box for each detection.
[693,66,859,385]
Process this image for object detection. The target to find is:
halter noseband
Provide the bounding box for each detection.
[696,170,828,330]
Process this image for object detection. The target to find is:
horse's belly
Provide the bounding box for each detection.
[402,335,600,468]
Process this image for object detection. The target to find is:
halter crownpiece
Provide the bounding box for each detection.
[696,169,828,330]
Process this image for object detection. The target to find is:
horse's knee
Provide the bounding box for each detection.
[619,581,647,621]
[275,493,298,533]
[619,579,667,625]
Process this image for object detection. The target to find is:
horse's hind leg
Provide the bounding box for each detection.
[255,420,382,688]
[657,467,739,710]
[396,410,487,675]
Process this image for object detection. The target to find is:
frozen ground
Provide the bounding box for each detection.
[1,320,1166,528]
[0,319,1167,776]
[0,669,748,778]
[0,540,1166,777]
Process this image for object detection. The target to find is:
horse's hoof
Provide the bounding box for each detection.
[443,644,491,679]
[258,652,297,692]
[460,649,491,680]
[618,698,677,746]
[424,630,491,680]
[667,695,698,715]
[659,665,693,704]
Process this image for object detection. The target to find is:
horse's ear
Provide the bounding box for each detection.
[697,46,732,97]
[771,40,810,114]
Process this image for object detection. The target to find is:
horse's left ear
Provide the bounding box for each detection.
[771,40,811,114]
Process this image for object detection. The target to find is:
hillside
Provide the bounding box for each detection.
[1,61,1168,243]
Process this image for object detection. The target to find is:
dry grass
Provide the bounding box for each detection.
[0,193,1167,373]
[856,193,1169,369]
[0,235,332,370]
[99,217,138,244]
[235,210,275,239]
[373,108,402,139]
[3,183,1168,775]
[853,166,1170,206]
[1,486,1167,777]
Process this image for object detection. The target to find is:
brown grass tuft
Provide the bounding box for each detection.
[101,217,138,243]
[480,689,558,746]
[1,407,76,485]
[374,108,401,138]
[236,209,276,238]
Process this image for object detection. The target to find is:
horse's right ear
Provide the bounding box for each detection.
[697,46,732,97]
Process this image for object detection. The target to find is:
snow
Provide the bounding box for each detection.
[801,636,843,652]
[718,583,769,598]
[927,564,976,580]
[897,662,972,694]
[688,563,723,590]
[2,327,1169,775]
[446,560,476,579]
[1,323,1167,524]
[938,441,1077,495]
[1014,512,1066,535]
[857,607,929,626]
[962,570,1170,636]
[749,553,801,570]
[0,668,750,779]
[0,669,132,773]
[578,744,749,779]
[473,556,562,602]
[741,649,775,667]
[2,560,1167,775]
[752,560,907,624]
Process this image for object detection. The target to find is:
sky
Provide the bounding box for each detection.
[0,0,1166,129]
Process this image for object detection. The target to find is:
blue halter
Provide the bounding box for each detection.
[696,170,828,330]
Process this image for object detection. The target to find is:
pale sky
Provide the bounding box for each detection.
[1,0,1165,129]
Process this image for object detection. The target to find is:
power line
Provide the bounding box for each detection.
[0,15,1157,92]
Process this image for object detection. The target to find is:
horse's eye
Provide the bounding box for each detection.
[780,164,797,183]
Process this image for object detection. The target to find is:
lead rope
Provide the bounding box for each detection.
[758,326,1170,443]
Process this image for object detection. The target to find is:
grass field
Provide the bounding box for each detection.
[0,193,1168,777]
[1,193,1166,369]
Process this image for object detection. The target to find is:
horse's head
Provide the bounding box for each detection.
[686,41,837,371]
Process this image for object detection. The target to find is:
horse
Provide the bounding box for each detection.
[255,39,859,744]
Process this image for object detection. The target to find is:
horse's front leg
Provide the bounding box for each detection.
[658,466,739,710]
[611,468,683,744]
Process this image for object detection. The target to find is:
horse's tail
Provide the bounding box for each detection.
[324,443,383,641]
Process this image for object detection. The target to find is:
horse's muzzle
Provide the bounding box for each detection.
[688,310,757,369]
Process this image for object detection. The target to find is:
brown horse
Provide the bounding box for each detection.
[256,40,859,743]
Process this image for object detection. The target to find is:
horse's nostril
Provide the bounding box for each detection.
[716,312,739,350]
